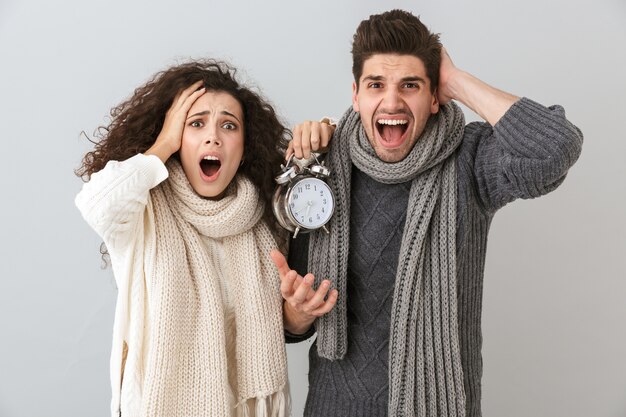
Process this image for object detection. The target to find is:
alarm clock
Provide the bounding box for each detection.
[272,153,335,238]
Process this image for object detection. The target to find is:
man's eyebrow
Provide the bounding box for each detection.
[362,75,385,82]
[186,110,241,123]
[399,76,426,84]
[361,75,427,84]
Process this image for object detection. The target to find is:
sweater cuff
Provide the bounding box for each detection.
[126,153,169,188]
[284,325,316,343]
[493,97,583,161]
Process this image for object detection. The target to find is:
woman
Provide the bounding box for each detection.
[76,60,290,417]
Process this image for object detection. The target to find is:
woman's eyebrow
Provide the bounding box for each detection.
[187,110,241,123]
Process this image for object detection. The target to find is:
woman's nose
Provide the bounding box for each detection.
[204,131,221,146]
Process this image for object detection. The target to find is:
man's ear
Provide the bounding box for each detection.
[352,81,359,112]
[431,87,440,114]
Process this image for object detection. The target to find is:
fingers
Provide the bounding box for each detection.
[290,273,314,304]
[180,80,205,101]
[318,122,334,151]
[177,81,206,113]
[147,81,207,163]
[169,81,205,114]
[308,122,324,154]
[285,275,337,317]
[437,45,459,106]
[291,124,304,159]
[271,249,337,318]
[441,46,453,63]
[291,121,311,159]
[271,250,308,299]
[311,289,338,316]
[290,120,334,159]
[306,280,335,312]
[309,122,334,151]
[270,249,291,277]
[173,81,202,101]
[279,270,298,298]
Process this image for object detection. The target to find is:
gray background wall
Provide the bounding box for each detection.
[0,0,624,416]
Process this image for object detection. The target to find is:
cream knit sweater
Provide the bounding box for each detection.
[76,154,289,417]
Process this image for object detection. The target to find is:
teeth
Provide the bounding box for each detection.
[377,119,408,126]
[203,155,219,161]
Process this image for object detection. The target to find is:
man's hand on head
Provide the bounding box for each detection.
[436,47,462,106]
[436,46,519,125]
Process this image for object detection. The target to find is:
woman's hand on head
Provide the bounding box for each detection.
[145,81,206,163]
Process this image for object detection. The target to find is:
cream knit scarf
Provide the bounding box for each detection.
[309,103,467,416]
[143,159,289,417]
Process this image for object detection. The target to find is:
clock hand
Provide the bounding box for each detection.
[294,200,313,216]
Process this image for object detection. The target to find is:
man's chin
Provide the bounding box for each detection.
[373,146,410,163]
[369,136,411,162]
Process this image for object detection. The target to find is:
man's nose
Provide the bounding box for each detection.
[381,87,402,109]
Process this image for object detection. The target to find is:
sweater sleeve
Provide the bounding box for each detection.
[284,325,316,343]
[463,97,583,212]
[75,153,169,251]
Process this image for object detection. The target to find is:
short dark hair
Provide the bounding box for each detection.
[351,10,442,92]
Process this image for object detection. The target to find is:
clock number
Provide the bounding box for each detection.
[305,184,311,190]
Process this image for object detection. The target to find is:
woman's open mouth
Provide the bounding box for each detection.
[376,118,409,148]
[199,155,221,180]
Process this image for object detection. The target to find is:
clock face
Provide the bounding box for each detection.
[287,177,334,229]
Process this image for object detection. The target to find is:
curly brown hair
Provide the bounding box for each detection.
[76,59,289,245]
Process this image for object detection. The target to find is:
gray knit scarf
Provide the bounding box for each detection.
[308,102,467,416]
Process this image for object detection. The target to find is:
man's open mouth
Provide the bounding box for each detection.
[376,118,409,145]
[200,155,221,178]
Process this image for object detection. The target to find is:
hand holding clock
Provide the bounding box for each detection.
[270,250,338,335]
[287,118,336,160]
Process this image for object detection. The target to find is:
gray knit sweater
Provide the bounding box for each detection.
[287,98,583,417]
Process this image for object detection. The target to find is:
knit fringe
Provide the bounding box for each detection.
[235,384,291,417]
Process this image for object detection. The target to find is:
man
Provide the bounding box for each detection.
[270,9,582,417]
